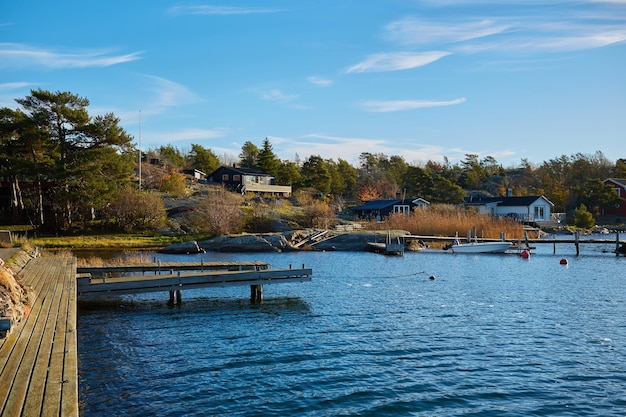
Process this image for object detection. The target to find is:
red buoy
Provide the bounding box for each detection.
[560,258,568,265]
[520,249,530,259]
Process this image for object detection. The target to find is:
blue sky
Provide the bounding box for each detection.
[2,0,625,167]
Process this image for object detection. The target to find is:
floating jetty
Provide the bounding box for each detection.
[405,230,625,256]
[0,255,312,416]
[77,261,312,304]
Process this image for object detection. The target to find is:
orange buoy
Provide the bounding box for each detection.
[520,249,530,259]
[560,258,568,265]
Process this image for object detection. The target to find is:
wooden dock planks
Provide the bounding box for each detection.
[0,257,78,417]
[78,267,313,297]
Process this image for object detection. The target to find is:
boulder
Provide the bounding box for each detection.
[199,234,296,252]
[159,241,205,254]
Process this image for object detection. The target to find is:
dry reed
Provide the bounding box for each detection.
[76,251,152,267]
[366,204,526,240]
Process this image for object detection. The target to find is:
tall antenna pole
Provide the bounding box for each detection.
[138,109,142,191]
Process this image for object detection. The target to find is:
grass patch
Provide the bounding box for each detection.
[27,234,184,250]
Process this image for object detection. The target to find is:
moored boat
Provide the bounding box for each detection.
[449,239,512,254]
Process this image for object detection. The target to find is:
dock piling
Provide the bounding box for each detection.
[250,285,263,303]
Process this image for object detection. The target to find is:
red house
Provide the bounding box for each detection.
[602,178,626,217]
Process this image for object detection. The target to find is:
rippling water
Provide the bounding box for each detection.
[78,239,626,416]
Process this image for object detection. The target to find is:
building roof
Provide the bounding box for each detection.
[354,199,402,211]
[604,178,626,188]
[354,198,426,211]
[210,165,273,178]
[464,195,554,207]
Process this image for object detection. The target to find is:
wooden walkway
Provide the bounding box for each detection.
[0,257,78,417]
[76,260,270,276]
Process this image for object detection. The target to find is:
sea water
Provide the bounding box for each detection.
[77,238,626,416]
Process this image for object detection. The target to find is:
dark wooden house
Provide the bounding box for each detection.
[207,166,291,196]
[353,198,429,220]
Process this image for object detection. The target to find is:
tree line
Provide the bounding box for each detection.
[1,89,624,233]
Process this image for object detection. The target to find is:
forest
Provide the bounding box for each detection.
[1,89,624,234]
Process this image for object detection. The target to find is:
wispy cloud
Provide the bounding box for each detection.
[168,5,280,16]
[359,98,466,112]
[0,82,32,90]
[0,43,141,69]
[386,18,514,45]
[281,134,488,165]
[143,75,202,111]
[0,82,35,107]
[261,88,299,102]
[150,127,229,143]
[307,76,333,87]
[346,51,450,73]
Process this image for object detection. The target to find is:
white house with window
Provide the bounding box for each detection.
[463,195,554,223]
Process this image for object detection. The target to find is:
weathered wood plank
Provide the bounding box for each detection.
[0,259,61,415]
[61,259,79,417]
[0,257,78,417]
[21,259,64,416]
[41,259,70,417]
[78,268,312,297]
[76,260,269,275]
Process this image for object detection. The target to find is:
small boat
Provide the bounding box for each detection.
[449,239,511,254]
[368,231,404,256]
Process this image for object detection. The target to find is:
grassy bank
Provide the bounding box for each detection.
[5,230,184,250]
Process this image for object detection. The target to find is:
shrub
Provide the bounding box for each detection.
[109,188,167,233]
[573,204,595,228]
[183,187,244,236]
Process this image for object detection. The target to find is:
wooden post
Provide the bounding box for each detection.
[553,235,556,254]
[466,230,472,243]
[500,232,505,241]
[250,285,263,303]
[176,290,182,304]
[616,231,620,256]
[168,290,176,305]
[575,231,580,256]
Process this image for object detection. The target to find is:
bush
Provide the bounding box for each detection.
[573,204,595,228]
[183,187,244,236]
[109,188,167,233]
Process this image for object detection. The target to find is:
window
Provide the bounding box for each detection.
[614,187,621,197]
[534,206,544,219]
[222,174,229,181]
[394,205,410,214]
[233,175,241,181]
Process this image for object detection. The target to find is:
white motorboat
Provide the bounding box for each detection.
[449,239,511,254]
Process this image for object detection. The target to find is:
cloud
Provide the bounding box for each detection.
[0,82,32,91]
[359,98,466,112]
[261,88,299,102]
[168,6,279,15]
[141,75,201,108]
[385,18,514,45]
[0,43,141,69]
[150,128,229,143]
[346,51,451,73]
[277,133,489,165]
[307,76,333,87]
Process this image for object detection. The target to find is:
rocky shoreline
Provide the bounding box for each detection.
[0,250,36,339]
[159,230,425,254]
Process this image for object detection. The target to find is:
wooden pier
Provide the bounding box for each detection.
[405,230,625,256]
[0,253,312,416]
[0,257,78,417]
[76,264,312,304]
